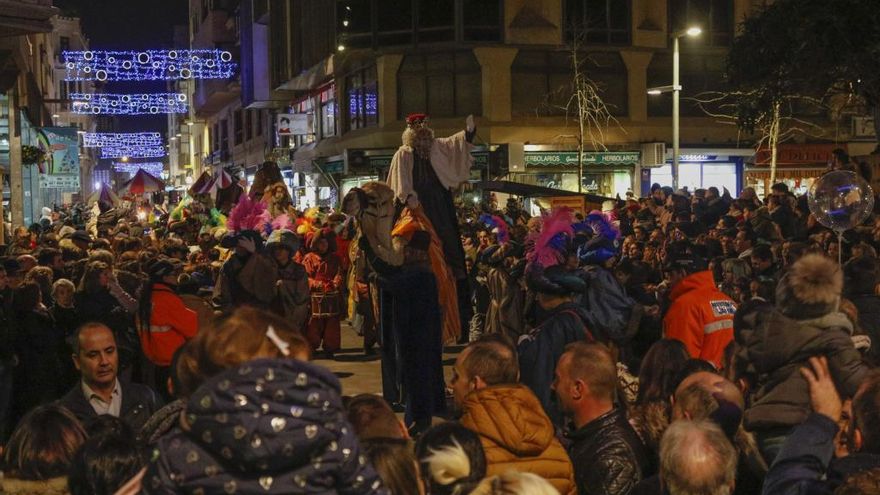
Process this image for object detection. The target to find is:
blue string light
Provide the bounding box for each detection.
[113,161,165,176]
[71,93,188,115]
[82,132,163,148]
[63,49,237,81]
[101,146,167,159]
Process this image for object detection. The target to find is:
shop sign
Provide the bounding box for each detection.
[322,160,344,174]
[754,144,839,166]
[40,174,80,189]
[277,113,312,136]
[471,151,488,168]
[549,196,586,215]
[525,151,640,167]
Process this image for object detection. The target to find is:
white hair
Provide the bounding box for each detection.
[471,471,559,495]
[660,420,737,495]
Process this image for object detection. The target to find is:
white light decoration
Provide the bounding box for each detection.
[82,132,163,148]
[101,145,166,159]
[63,49,236,81]
[70,92,188,115]
[113,161,165,176]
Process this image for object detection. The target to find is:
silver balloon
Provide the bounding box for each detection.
[808,170,875,232]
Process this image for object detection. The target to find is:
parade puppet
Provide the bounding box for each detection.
[262,181,295,219]
[387,113,477,341]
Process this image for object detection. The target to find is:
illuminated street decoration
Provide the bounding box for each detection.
[71,93,188,115]
[101,145,166,159]
[113,161,164,176]
[63,49,236,81]
[82,132,163,148]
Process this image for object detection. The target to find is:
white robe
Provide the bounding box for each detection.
[386,130,474,204]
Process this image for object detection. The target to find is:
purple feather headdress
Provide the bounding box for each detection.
[226,194,268,233]
[479,213,510,244]
[526,207,574,267]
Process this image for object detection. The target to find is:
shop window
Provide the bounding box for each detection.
[346,66,379,132]
[233,109,243,145]
[397,51,481,119]
[59,36,70,54]
[512,50,626,117]
[292,95,316,148]
[669,0,733,47]
[319,83,337,137]
[565,0,631,45]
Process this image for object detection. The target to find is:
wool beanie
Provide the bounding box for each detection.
[775,253,842,320]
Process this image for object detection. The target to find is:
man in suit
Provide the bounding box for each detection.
[59,322,162,432]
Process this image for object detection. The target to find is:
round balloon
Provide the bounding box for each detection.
[808,170,875,232]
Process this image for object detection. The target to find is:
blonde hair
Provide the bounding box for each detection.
[471,472,559,495]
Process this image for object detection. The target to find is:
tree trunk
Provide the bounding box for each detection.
[769,100,781,186]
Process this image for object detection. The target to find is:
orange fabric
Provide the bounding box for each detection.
[140,284,199,367]
[392,206,461,344]
[460,385,577,495]
[663,271,736,368]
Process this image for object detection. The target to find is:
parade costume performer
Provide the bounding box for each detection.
[302,228,343,355]
[387,113,476,342]
[265,228,311,333]
[374,230,446,434]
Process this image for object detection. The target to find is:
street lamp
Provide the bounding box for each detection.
[647,26,701,190]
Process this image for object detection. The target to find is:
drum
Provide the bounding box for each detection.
[311,291,341,318]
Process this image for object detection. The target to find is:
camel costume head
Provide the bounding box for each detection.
[342,181,404,266]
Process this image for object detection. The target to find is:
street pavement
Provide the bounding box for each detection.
[312,322,464,399]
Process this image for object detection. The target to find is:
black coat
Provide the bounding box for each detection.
[12,309,65,416]
[142,358,386,494]
[567,408,653,495]
[57,379,162,433]
[519,302,594,425]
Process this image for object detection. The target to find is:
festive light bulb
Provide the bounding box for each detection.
[63,49,237,82]
[70,92,188,115]
[101,145,166,159]
[113,161,165,176]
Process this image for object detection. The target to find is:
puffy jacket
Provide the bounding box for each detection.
[460,384,576,495]
[143,358,386,494]
[735,305,868,430]
[567,408,653,495]
[139,283,198,367]
[663,271,735,368]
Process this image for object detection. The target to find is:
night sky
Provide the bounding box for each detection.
[54,0,189,134]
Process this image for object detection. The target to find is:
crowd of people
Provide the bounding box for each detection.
[1,150,880,494]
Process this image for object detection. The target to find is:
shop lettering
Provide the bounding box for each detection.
[525,151,640,166]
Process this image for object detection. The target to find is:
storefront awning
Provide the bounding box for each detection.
[473,180,612,203]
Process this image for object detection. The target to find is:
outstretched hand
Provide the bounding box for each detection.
[466,114,475,133]
[800,356,843,423]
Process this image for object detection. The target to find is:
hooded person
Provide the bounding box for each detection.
[735,253,869,464]
[142,357,386,495]
[302,228,344,356]
[518,261,595,425]
[265,229,311,333]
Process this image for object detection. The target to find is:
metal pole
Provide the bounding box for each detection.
[672,35,680,191]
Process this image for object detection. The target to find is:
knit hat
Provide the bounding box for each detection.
[776,254,842,320]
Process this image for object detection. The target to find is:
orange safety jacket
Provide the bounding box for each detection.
[663,270,736,368]
[139,283,199,367]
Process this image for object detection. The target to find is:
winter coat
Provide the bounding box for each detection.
[567,408,653,495]
[138,399,186,446]
[58,379,163,434]
[736,305,868,430]
[663,271,736,368]
[142,358,386,494]
[0,476,68,495]
[139,283,198,367]
[518,301,595,424]
[269,259,311,332]
[577,265,641,345]
[761,413,880,495]
[13,308,65,415]
[459,384,577,495]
